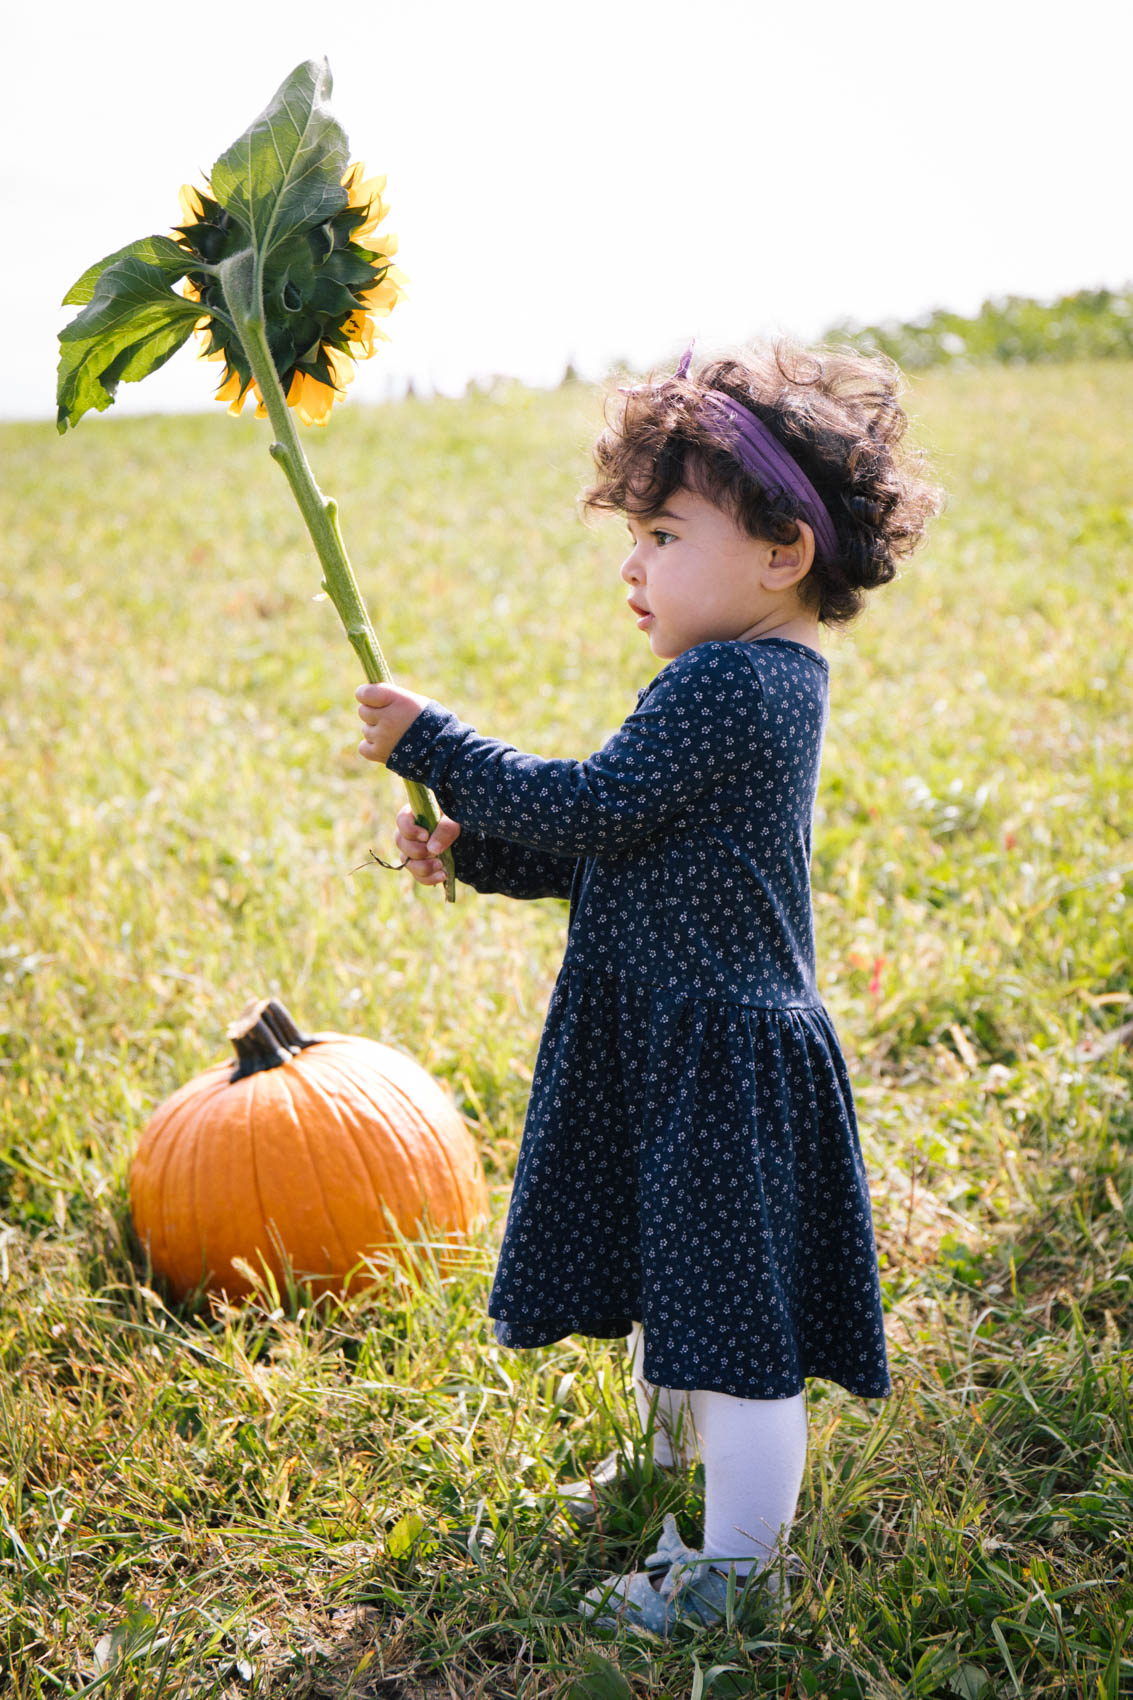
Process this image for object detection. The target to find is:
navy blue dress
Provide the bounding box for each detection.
[386,637,891,1401]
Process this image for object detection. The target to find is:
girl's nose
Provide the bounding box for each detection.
[620,548,641,584]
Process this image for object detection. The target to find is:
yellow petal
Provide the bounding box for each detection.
[354,185,389,220]
[288,371,311,421]
[215,369,250,414]
[360,278,403,317]
[196,327,226,360]
[178,183,207,224]
[354,205,390,242]
[344,163,387,208]
[286,371,322,426]
[360,271,404,309]
[325,347,356,391]
[296,373,337,426]
[343,313,377,359]
[363,232,399,260]
[354,183,388,213]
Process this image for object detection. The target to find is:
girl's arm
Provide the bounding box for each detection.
[396,806,576,900]
[381,643,765,859]
[450,829,577,900]
[357,690,577,898]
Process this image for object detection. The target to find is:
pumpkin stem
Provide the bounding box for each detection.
[228,997,316,1080]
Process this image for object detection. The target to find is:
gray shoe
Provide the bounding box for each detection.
[579,1513,742,1634]
[579,1512,798,1634]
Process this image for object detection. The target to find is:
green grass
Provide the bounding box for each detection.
[1,360,1131,1697]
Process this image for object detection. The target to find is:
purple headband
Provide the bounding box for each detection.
[673,342,841,567]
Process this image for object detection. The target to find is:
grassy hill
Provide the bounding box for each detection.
[1,361,1130,1696]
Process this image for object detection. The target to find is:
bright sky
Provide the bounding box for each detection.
[6,0,1131,422]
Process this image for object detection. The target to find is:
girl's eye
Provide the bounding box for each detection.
[654,530,676,546]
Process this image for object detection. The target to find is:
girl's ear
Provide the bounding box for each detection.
[766,521,815,587]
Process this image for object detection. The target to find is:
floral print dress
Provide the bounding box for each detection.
[386,636,891,1401]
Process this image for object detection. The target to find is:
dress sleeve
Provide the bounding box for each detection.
[385,642,765,858]
[449,829,576,900]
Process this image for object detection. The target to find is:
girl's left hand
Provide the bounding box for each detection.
[356,682,431,764]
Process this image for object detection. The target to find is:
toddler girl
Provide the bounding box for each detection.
[355,340,940,1633]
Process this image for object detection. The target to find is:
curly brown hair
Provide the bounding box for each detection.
[584,339,943,625]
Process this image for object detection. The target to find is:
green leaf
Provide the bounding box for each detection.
[947,1665,994,1700]
[209,58,349,269]
[385,1510,437,1560]
[564,1652,634,1700]
[56,256,203,432]
[63,235,195,306]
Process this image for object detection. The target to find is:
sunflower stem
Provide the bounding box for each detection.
[217,252,455,902]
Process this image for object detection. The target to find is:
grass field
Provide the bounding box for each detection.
[1,358,1131,1697]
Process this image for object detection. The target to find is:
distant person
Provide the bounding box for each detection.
[354,340,941,1632]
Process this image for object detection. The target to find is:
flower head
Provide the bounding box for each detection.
[174,163,406,426]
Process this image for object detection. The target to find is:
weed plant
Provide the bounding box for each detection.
[1,361,1131,1696]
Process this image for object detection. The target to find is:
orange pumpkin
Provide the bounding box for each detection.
[129,997,488,1302]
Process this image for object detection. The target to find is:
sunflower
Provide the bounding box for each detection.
[174,163,406,426]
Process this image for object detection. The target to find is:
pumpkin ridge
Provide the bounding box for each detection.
[282,1051,388,1243]
[187,1060,211,1296]
[394,1063,487,1230]
[345,1050,471,1227]
[382,1049,487,1227]
[307,1047,432,1224]
[276,1062,355,1275]
[301,1051,430,1251]
[243,1067,278,1289]
[307,1048,424,1184]
[132,1083,216,1281]
[198,1066,258,1294]
[178,1072,257,1298]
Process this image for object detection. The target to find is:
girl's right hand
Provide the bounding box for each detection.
[395,804,462,885]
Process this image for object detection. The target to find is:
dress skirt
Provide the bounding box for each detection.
[488,962,892,1401]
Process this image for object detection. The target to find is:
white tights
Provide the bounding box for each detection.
[627,1322,807,1584]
